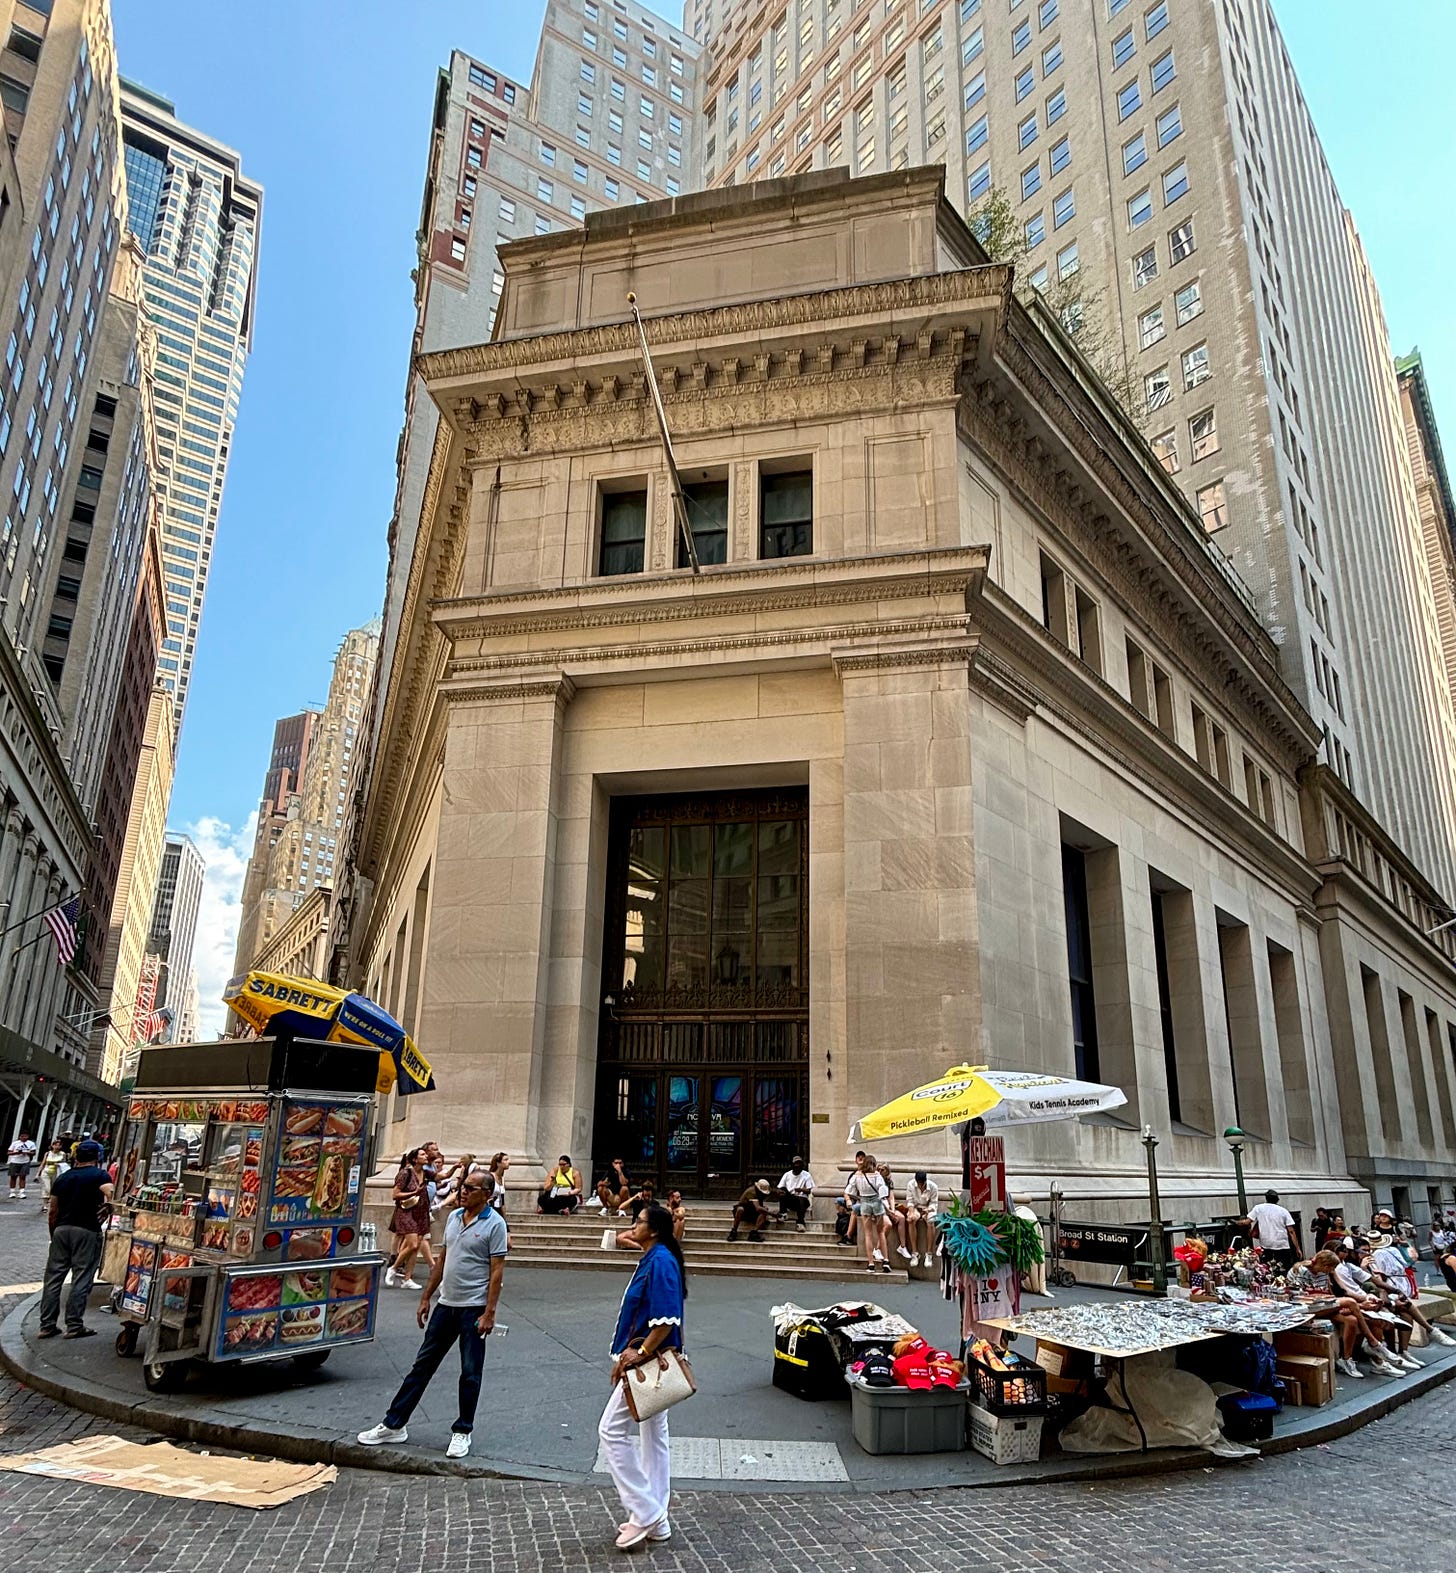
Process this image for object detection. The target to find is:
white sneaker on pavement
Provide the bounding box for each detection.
[446,1431,470,1458]
[384,1267,397,1287]
[1431,1328,1456,1346]
[357,1423,407,1446]
[400,1278,422,1290]
[1335,1357,1364,1378]
[1398,1353,1422,1370]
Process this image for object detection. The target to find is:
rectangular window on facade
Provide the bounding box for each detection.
[1061,843,1101,1083]
[1198,479,1228,533]
[678,477,729,567]
[1039,551,1072,648]
[1151,50,1175,91]
[1022,162,1042,199]
[1169,218,1195,262]
[600,486,648,575]
[965,70,987,109]
[579,92,593,115]
[1156,102,1182,146]
[1016,67,1034,100]
[499,197,516,221]
[1074,584,1102,673]
[1039,0,1059,22]
[576,125,591,147]
[1052,187,1074,226]
[1017,114,1037,150]
[582,60,597,82]
[1150,889,1182,1121]
[1128,188,1152,228]
[1138,304,1165,349]
[1117,79,1141,120]
[540,141,556,166]
[537,177,553,202]
[450,237,466,261]
[1043,39,1063,73]
[1182,342,1210,388]
[1112,29,1135,68]
[1151,428,1178,473]
[1046,86,1067,123]
[1049,135,1070,174]
[1057,239,1079,279]
[570,196,586,220]
[969,115,991,154]
[963,25,985,64]
[1025,211,1046,248]
[1146,0,1169,38]
[1133,244,1158,288]
[760,468,813,558]
[1162,159,1189,204]
[1012,19,1031,53]
[1145,364,1171,408]
[1190,407,1219,461]
[1174,278,1202,324]
[1028,263,1049,291]
[1123,131,1147,175]
[466,146,482,168]
[968,160,992,200]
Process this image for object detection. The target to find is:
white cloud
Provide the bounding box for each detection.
[181,811,257,1040]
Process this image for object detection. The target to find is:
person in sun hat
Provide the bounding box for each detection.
[728,1178,773,1242]
[1368,1232,1456,1348]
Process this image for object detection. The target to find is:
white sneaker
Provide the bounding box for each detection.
[872,1249,886,1263]
[896,1246,912,1261]
[1431,1328,1456,1346]
[384,1267,397,1287]
[1336,1357,1364,1379]
[357,1423,407,1446]
[400,1278,422,1291]
[1372,1358,1406,1377]
[1398,1353,1422,1370]
[446,1431,470,1458]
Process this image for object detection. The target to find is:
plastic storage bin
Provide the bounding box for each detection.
[968,1402,1044,1466]
[1216,1390,1279,1441]
[967,1350,1047,1414]
[848,1376,969,1454]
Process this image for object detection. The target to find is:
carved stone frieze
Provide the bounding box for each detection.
[416,268,1011,387]
[732,460,752,561]
[651,473,670,573]
[832,644,977,676]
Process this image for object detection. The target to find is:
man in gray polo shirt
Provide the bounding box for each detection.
[358,1168,508,1458]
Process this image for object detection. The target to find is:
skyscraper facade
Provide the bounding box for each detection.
[337,0,702,979]
[146,828,203,1018]
[691,0,1456,899]
[232,622,376,982]
[119,79,260,727]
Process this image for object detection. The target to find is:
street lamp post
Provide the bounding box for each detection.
[1223,1125,1249,1216]
[1142,1125,1166,1296]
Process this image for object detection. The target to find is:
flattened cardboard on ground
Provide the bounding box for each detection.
[0,1434,336,1509]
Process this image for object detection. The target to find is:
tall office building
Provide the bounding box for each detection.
[232,708,316,983]
[336,0,702,978]
[232,622,377,981]
[146,828,203,1017]
[119,79,260,727]
[0,0,146,1134]
[692,0,1456,898]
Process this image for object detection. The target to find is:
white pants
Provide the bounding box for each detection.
[598,1377,670,1529]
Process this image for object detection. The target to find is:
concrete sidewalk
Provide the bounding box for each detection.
[4,1260,1455,1492]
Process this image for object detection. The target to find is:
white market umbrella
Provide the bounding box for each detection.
[970,1068,1127,1128]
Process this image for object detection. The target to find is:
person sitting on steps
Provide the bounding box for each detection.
[593,1158,632,1216]
[536,1155,583,1215]
[728,1179,773,1241]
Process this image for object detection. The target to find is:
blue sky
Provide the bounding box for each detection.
[110,1,1454,1028]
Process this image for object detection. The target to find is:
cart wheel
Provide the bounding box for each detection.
[292,1349,331,1373]
[115,1324,139,1357]
[142,1357,191,1394]
[1052,1267,1077,1288]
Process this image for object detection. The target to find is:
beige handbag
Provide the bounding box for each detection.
[622,1349,696,1421]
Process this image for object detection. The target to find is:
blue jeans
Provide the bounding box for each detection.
[383,1303,488,1434]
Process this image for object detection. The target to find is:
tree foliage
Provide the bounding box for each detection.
[968,186,1142,418]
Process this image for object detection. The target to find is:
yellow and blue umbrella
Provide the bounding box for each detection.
[222,971,436,1096]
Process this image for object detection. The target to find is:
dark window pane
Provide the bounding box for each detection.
[753,1075,798,1172]
[670,823,709,877]
[758,819,798,874]
[668,879,707,933]
[713,820,752,875]
[599,488,647,575]
[666,930,707,991]
[760,470,812,558]
[758,874,798,928]
[757,928,799,987]
[665,1075,699,1169]
[678,478,728,566]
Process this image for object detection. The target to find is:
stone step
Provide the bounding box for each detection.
[492,1248,912,1283]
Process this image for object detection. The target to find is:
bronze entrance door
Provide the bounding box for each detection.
[592,789,809,1199]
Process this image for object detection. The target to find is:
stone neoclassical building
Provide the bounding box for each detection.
[347,168,1456,1222]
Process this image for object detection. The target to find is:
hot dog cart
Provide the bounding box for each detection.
[108,1037,388,1392]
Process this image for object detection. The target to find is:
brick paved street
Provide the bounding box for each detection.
[0,1205,1451,1573]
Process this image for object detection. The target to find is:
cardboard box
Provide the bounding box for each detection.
[1276,1353,1333,1407]
[1274,1327,1338,1363]
[968,1402,1044,1466]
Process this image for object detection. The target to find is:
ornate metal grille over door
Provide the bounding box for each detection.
[592,788,809,1197]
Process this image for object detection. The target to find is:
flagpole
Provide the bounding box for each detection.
[627,292,700,575]
[0,893,74,943]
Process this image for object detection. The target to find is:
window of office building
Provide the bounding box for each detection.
[677,477,729,567]
[760,468,813,558]
[1061,844,1100,1082]
[600,486,648,575]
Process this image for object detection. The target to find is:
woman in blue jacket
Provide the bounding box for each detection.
[599,1203,687,1550]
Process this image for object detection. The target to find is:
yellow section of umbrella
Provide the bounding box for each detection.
[220,971,346,1037]
[848,1064,1000,1144]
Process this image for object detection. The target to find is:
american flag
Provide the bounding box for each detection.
[140,1007,171,1043]
[44,895,81,966]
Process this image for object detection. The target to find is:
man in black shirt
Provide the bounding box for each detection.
[38,1141,113,1340]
